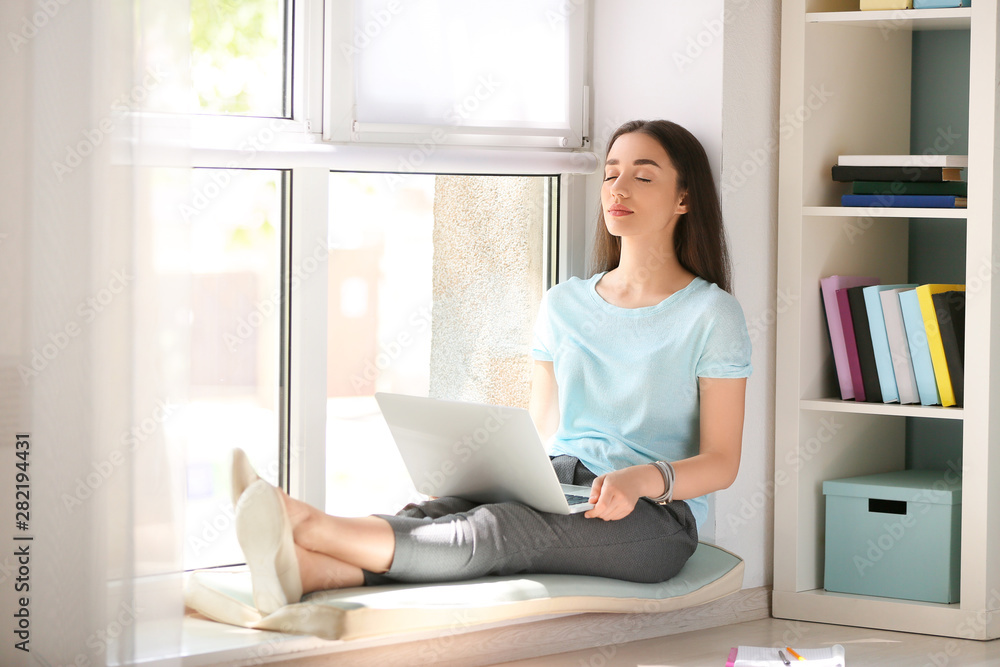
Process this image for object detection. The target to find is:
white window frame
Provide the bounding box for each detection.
[132,0,595,517]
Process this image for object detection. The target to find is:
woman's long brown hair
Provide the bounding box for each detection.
[591,120,733,294]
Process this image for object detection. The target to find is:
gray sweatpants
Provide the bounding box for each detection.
[362,455,699,586]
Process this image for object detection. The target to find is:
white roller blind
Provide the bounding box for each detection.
[328,0,588,148]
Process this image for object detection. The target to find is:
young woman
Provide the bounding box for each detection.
[232,119,752,615]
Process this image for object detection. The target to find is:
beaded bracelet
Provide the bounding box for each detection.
[647,460,675,504]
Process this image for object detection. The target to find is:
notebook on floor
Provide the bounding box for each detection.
[374,392,595,515]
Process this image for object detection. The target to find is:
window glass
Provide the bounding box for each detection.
[325,172,551,516]
[190,0,288,116]
[146,168,285,570]
[353,0,571,130]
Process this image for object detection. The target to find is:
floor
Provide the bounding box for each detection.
[495,616,1000,666]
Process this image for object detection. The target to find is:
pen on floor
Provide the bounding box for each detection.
[786,646,805,661]
[778,649,791,665]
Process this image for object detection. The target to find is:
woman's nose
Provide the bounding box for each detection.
[609,176,628,198]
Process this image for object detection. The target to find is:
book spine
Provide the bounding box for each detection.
[848,286,883,403]
[881,290,919,405]
[851,181,968,197]
[899,290,941,406]
[916,286,960,407]
[864,287,900,403]
[841,194,957,208]
[832,165,951,182]
[933,291,966,407]
[821,280,855,400]
[837,289,866,402]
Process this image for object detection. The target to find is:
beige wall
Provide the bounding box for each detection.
[429,176,546,408]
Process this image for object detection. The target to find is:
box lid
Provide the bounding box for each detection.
[822,469,961,505]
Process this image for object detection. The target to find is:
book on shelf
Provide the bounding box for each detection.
[864,284,918,404]
[913,0,971,7]
[846,286,883,403]
[841,194,966,209]
[899,289,941,406]
[916,284,966,407]
[851,180,968,197]
[837,154,968,168]
[832,165,964,183]
[932,290,966,407]
[726,644,846,667]
[820,276,880,400]
[880,288,920,405]
[836,288,868,403]
[860,0,912,9]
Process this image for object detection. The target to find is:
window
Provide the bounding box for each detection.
[142,168,287,571]
[324,172,556,516]
[325,0,588,147]
[149,0,587,573]
[190,0,291,116]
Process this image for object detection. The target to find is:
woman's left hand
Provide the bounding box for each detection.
[584,467,647,521]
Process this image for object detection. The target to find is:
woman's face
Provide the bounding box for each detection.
[601,131,687,241]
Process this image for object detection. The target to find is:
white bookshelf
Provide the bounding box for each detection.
[774,2,1000,639]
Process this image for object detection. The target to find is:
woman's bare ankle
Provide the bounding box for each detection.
[297,545,364,592]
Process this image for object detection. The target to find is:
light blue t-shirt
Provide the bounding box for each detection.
[531,272,753,529]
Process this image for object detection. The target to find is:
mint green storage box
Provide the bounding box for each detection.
[823,469,961,603]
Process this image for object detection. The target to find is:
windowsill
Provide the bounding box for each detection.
[126,606,578,666]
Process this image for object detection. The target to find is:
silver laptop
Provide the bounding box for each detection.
[374,392,595,514]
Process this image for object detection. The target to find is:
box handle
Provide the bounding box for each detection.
[869,498,906,515]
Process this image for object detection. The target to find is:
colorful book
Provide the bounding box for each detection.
[838,154,968,168]
[914,0,970,7]
[821,276,880,400]
[916,284,966,407]
[841,194,966,208]
[832,165,964,182]
[852,180,968,197]
[932,291,966,407]
[899,289,940,406]
[861,0,912,8]
[880,288,920,405]
[847,286,883,403]
[864,284,918,403]
[837,288,867,402]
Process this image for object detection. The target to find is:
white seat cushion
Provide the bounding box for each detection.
[184,541,743,641]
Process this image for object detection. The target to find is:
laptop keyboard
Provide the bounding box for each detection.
[565,494,591,506]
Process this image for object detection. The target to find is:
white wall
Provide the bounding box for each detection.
[587,0,781,589]
[718,0,782,591]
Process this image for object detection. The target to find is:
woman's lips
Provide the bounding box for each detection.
[607,205,633,216]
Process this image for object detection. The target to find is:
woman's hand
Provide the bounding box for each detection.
[584,466,652,521]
